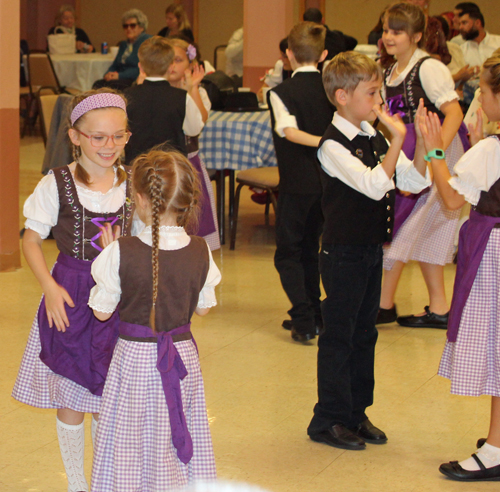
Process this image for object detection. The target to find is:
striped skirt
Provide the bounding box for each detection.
[438,229,500,397]
[91,338,216,491]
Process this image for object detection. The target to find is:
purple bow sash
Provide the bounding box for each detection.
[447,210,500,342]
[90,216,119,252]
[119,321,195,464]
[386,94,406,119]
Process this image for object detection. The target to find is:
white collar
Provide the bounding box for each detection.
[292,65,320,77]
[332,112,376,141]
[145,76,168,82]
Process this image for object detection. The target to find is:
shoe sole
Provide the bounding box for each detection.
[361,437,388,444]
[291,334,315,343]
[397,322,447,329]
[309,434,366,451]
[439,468,500,482]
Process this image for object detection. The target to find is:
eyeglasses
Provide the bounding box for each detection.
[78,130,132,147]
[123,22,138,29]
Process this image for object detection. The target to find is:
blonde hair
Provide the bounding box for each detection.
[288,22,326,64]
[167,37,202,64]
[69,88,128,186]
[165,4,191,31]
[139,36,175,76]
[323,51,382,105]
[132,149,200,331]
[483,49,500,94]
[384,2,427,49]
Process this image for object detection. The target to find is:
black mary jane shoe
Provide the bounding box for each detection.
[396,306,448,329]
[439,454,500,481]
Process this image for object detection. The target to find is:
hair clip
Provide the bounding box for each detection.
[187,44,197,61]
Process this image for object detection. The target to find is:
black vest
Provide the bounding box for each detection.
[384,57,444,124]
[268,71,334,194]
[320,125,395,245]
[125,80,187,165]
[474,136,500,217]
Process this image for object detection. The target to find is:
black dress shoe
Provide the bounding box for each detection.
[309,424,366,450]
[477,438,487,448]
[291,327,315,343]
[350,419,387,444]
[439,454,500,481]
[376,305,397,324]
[396,306,448,329]
[283,319,323,335]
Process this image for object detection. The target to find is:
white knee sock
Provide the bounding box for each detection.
[91,415,97,448]
[459,443,500,471]
[56,417,89,492]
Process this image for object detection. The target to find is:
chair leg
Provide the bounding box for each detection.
[269,189,278,214]
[230,182,245,250]
[264,189,271,216]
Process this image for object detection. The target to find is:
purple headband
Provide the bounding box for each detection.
[70,93,127,126]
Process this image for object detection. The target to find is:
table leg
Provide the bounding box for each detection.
[229,170,235,220]
[217,170,225,245]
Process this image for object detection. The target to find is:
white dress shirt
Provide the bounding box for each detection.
[460,32,500,67]
[318,113,431,201]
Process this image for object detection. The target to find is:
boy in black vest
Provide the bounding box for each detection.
[307,52,430,450]
[268,22,334,343]
[124,36,203,165]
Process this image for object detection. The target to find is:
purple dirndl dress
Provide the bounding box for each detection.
[90,233,219,491]
[439,136,500,397]
[383,52,467,269]
[12,166,133,412]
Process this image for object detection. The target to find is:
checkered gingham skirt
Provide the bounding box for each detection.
[91,338,216,491]
[11,301,101,413]
[383,133,464,269]
[439,229,500,397]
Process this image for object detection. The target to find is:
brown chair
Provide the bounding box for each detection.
[213,45,227,72]
[37,87,60,146]
[230,167,279,250]
[27,53,80,96]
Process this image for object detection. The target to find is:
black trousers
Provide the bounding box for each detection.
[308,243,382,434]
[274,192,323,334]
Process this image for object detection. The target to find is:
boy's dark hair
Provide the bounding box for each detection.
[323,51,382,106]
[138,36,174,77]
[279,37,288,54]
[288,22,326,64]
[303,7,322,23]
[459,7,485,27]
[455,2,480,12]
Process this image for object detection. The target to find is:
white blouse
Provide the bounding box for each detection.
[89,226,221,314]
[449,136,500,206]
[384,48,459,110]
[24,167,127,239]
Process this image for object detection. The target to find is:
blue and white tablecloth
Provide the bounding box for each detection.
[199,110,277,170]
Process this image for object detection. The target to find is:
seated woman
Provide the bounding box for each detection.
[48,4,94,53]
[157,4,194,42]
[93,9,151,90]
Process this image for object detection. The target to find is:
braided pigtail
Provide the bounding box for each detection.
[149,171,163,332]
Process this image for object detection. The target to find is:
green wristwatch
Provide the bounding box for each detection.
[424,148,445,162]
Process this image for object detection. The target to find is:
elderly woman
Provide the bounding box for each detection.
[48,4,94,53]
[94,9,151,90]
[157,4,194,42]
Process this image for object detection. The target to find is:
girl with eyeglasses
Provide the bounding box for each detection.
[12,88,134,492]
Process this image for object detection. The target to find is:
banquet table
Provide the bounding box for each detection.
[199,110,277,244]
[51,53,115,92]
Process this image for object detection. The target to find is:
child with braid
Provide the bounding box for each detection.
[12,88,133,492]
[89,149,221,491]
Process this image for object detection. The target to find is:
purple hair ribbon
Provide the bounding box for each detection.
[386,94,406,118]
[186,44,197,61]
[89,216,119,252]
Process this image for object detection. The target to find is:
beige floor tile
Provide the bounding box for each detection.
[1,136,495,491]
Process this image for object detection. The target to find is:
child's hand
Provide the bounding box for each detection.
[44,282,75,332]
[468,107,484,147]
[414,99,427,140]
[419,112,444,153]
[373,105,407,141]
[190,64,205,87]
[99,223,121,249]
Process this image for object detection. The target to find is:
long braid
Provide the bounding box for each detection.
[149,170,163,332]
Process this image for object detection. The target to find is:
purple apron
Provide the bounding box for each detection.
[447,210,500,342]
[119,321,196,464]
[38,253,120,396]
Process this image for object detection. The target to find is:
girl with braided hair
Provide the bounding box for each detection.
[89,149,221,491]
[12,88,133,492]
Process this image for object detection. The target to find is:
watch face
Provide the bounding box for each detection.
[436,149,445,158]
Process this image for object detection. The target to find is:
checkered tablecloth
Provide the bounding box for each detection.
[199,110,277,170]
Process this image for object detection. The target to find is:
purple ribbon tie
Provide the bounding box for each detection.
[89,216,119,252]
[386,94,406,119]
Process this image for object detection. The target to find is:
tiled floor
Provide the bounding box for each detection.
[1,136,495,491]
